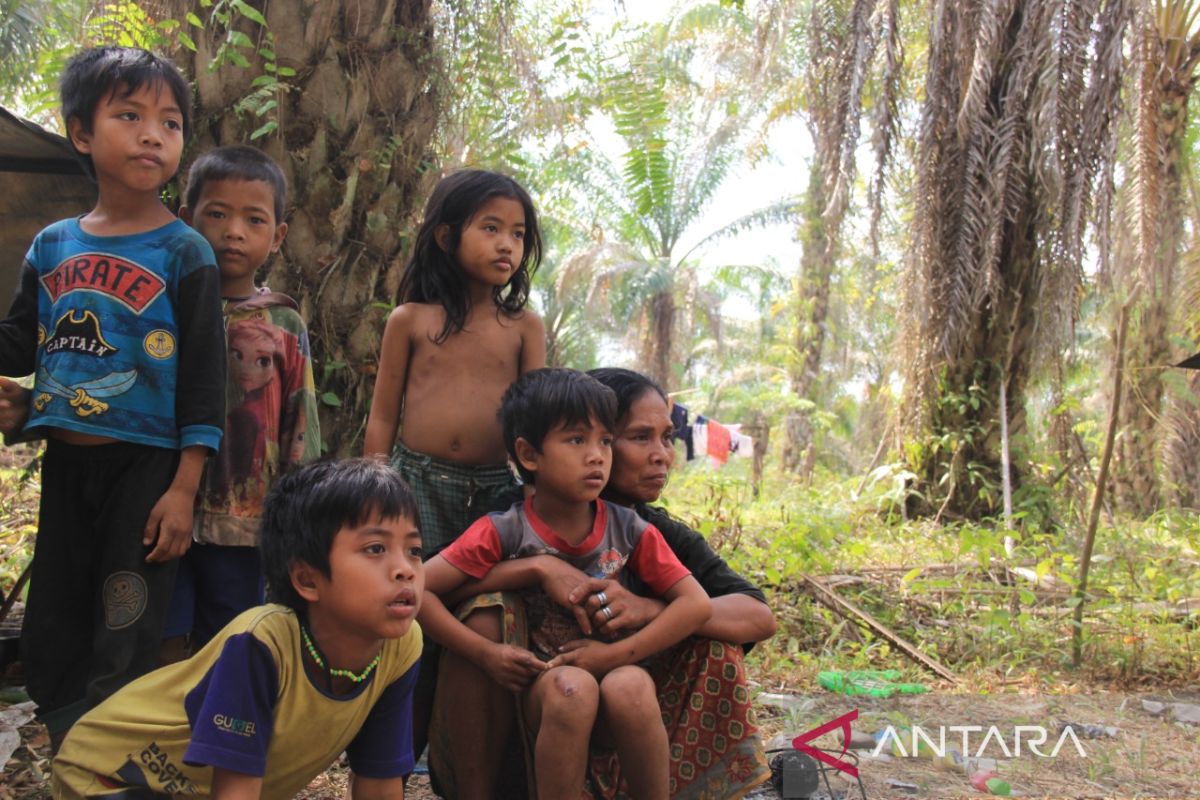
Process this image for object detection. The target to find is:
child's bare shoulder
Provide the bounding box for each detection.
[494,306,544,335]
[385,301,444,337]
[518,308,544,334]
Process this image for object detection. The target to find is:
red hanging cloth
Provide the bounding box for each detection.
[706,419,731,465]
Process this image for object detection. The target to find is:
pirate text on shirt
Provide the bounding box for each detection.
[40,253,166,314]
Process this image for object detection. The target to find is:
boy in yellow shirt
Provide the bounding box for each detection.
[53,459,425,799]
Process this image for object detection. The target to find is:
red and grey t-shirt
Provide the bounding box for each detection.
[443,499,691,658]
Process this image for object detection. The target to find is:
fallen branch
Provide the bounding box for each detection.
[799,573,959,684]
[854,422,893,498]
[1074,300,1130,667]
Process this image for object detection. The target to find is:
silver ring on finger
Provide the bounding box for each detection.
[596,591,608,606]
[601,605,614,621]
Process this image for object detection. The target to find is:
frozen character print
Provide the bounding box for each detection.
[223,317,283,488]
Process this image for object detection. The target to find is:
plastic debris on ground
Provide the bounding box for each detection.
[1141,698,1200,725]
[818,670,929,698]
[1059,721,1119,739]
[969,771,1013,796]
[885,779,920,793]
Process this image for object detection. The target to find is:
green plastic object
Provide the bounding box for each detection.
[986,777,1012,796]
[817,670,930,698]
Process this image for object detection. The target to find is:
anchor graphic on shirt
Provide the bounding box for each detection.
[34,367,137,417]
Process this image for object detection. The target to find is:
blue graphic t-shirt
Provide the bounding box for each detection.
[0,217,225,451]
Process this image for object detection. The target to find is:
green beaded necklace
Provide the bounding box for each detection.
[300,624,380,684]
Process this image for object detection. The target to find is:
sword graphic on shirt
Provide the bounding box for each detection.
[34,366,137,417]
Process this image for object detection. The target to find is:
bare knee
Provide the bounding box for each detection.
[600,666,658,723]
[539,667,599,728]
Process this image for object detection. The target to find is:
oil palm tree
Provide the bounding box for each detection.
[765,0,905,474]
[1115,0,1200,513]
[548,2,798,390]
[164,0,439,452]
[898,0,1128,517]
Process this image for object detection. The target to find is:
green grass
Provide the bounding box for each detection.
[0,458,39,602]
[2,449,1196,689]
[656,458,1200,689]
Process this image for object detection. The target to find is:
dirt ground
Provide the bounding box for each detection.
[5,686,1199,799]
[750,689,1200,799]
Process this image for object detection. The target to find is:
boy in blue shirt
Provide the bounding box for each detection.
[53,458,424,799]
[0,46,226,742]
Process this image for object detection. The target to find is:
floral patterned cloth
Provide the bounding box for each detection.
[428,592,770,799]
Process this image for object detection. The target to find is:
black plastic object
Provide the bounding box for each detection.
[766,747,867,800]
[771,749,820,797]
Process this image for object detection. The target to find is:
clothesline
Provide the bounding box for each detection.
[669,401,753,468]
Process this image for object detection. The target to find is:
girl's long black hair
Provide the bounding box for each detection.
[397,170,543,343]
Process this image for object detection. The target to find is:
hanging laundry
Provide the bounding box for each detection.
[732,432,753,458]
[693,417,708,460]
[671,402,694,460]
[725,423,743,456]
[707,419,732,466]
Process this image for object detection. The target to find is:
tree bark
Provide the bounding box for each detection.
[896,0,1127,519]
[646,289,676,391]
[1113,17,1190,520]
[165,0,439,454]
[783,160,834,475]
[1165,371,1200,507]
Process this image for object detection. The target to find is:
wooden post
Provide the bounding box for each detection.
[1000,375,1015,556]
[746,414,769,498]
[1074,301,1130,667]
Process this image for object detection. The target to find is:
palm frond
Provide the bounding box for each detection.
[674,198,801,265]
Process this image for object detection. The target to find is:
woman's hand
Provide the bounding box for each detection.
[479,641,547,693]
[533,557,596,632]
[547,639,619,678]
[569,578,666,638]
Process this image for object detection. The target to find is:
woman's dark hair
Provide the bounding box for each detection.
[259,458,419,612]
[185,145,288,221]
[60,46,192,180]
[500,368,617,484]
[587,368,668,425]
[396,170,542,343]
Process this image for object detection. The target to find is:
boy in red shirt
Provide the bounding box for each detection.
[419,368,710,799]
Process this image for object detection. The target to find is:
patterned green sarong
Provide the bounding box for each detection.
[388,441,519,555]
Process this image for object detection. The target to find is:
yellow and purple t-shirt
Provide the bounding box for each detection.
[52,605,422,798]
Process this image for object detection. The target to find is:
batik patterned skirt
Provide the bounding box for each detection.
[428,592,770,799]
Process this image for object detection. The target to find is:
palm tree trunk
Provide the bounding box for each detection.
[782,0,890,476]
[1115,296,1170,514]
[1165,371,1200,506]
[898,0,1123,519]
[165,0,439,454]
[784,161,833,475]
[647,289,676,391]
[921,195,1038,519]
[1116,29,1193,514]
